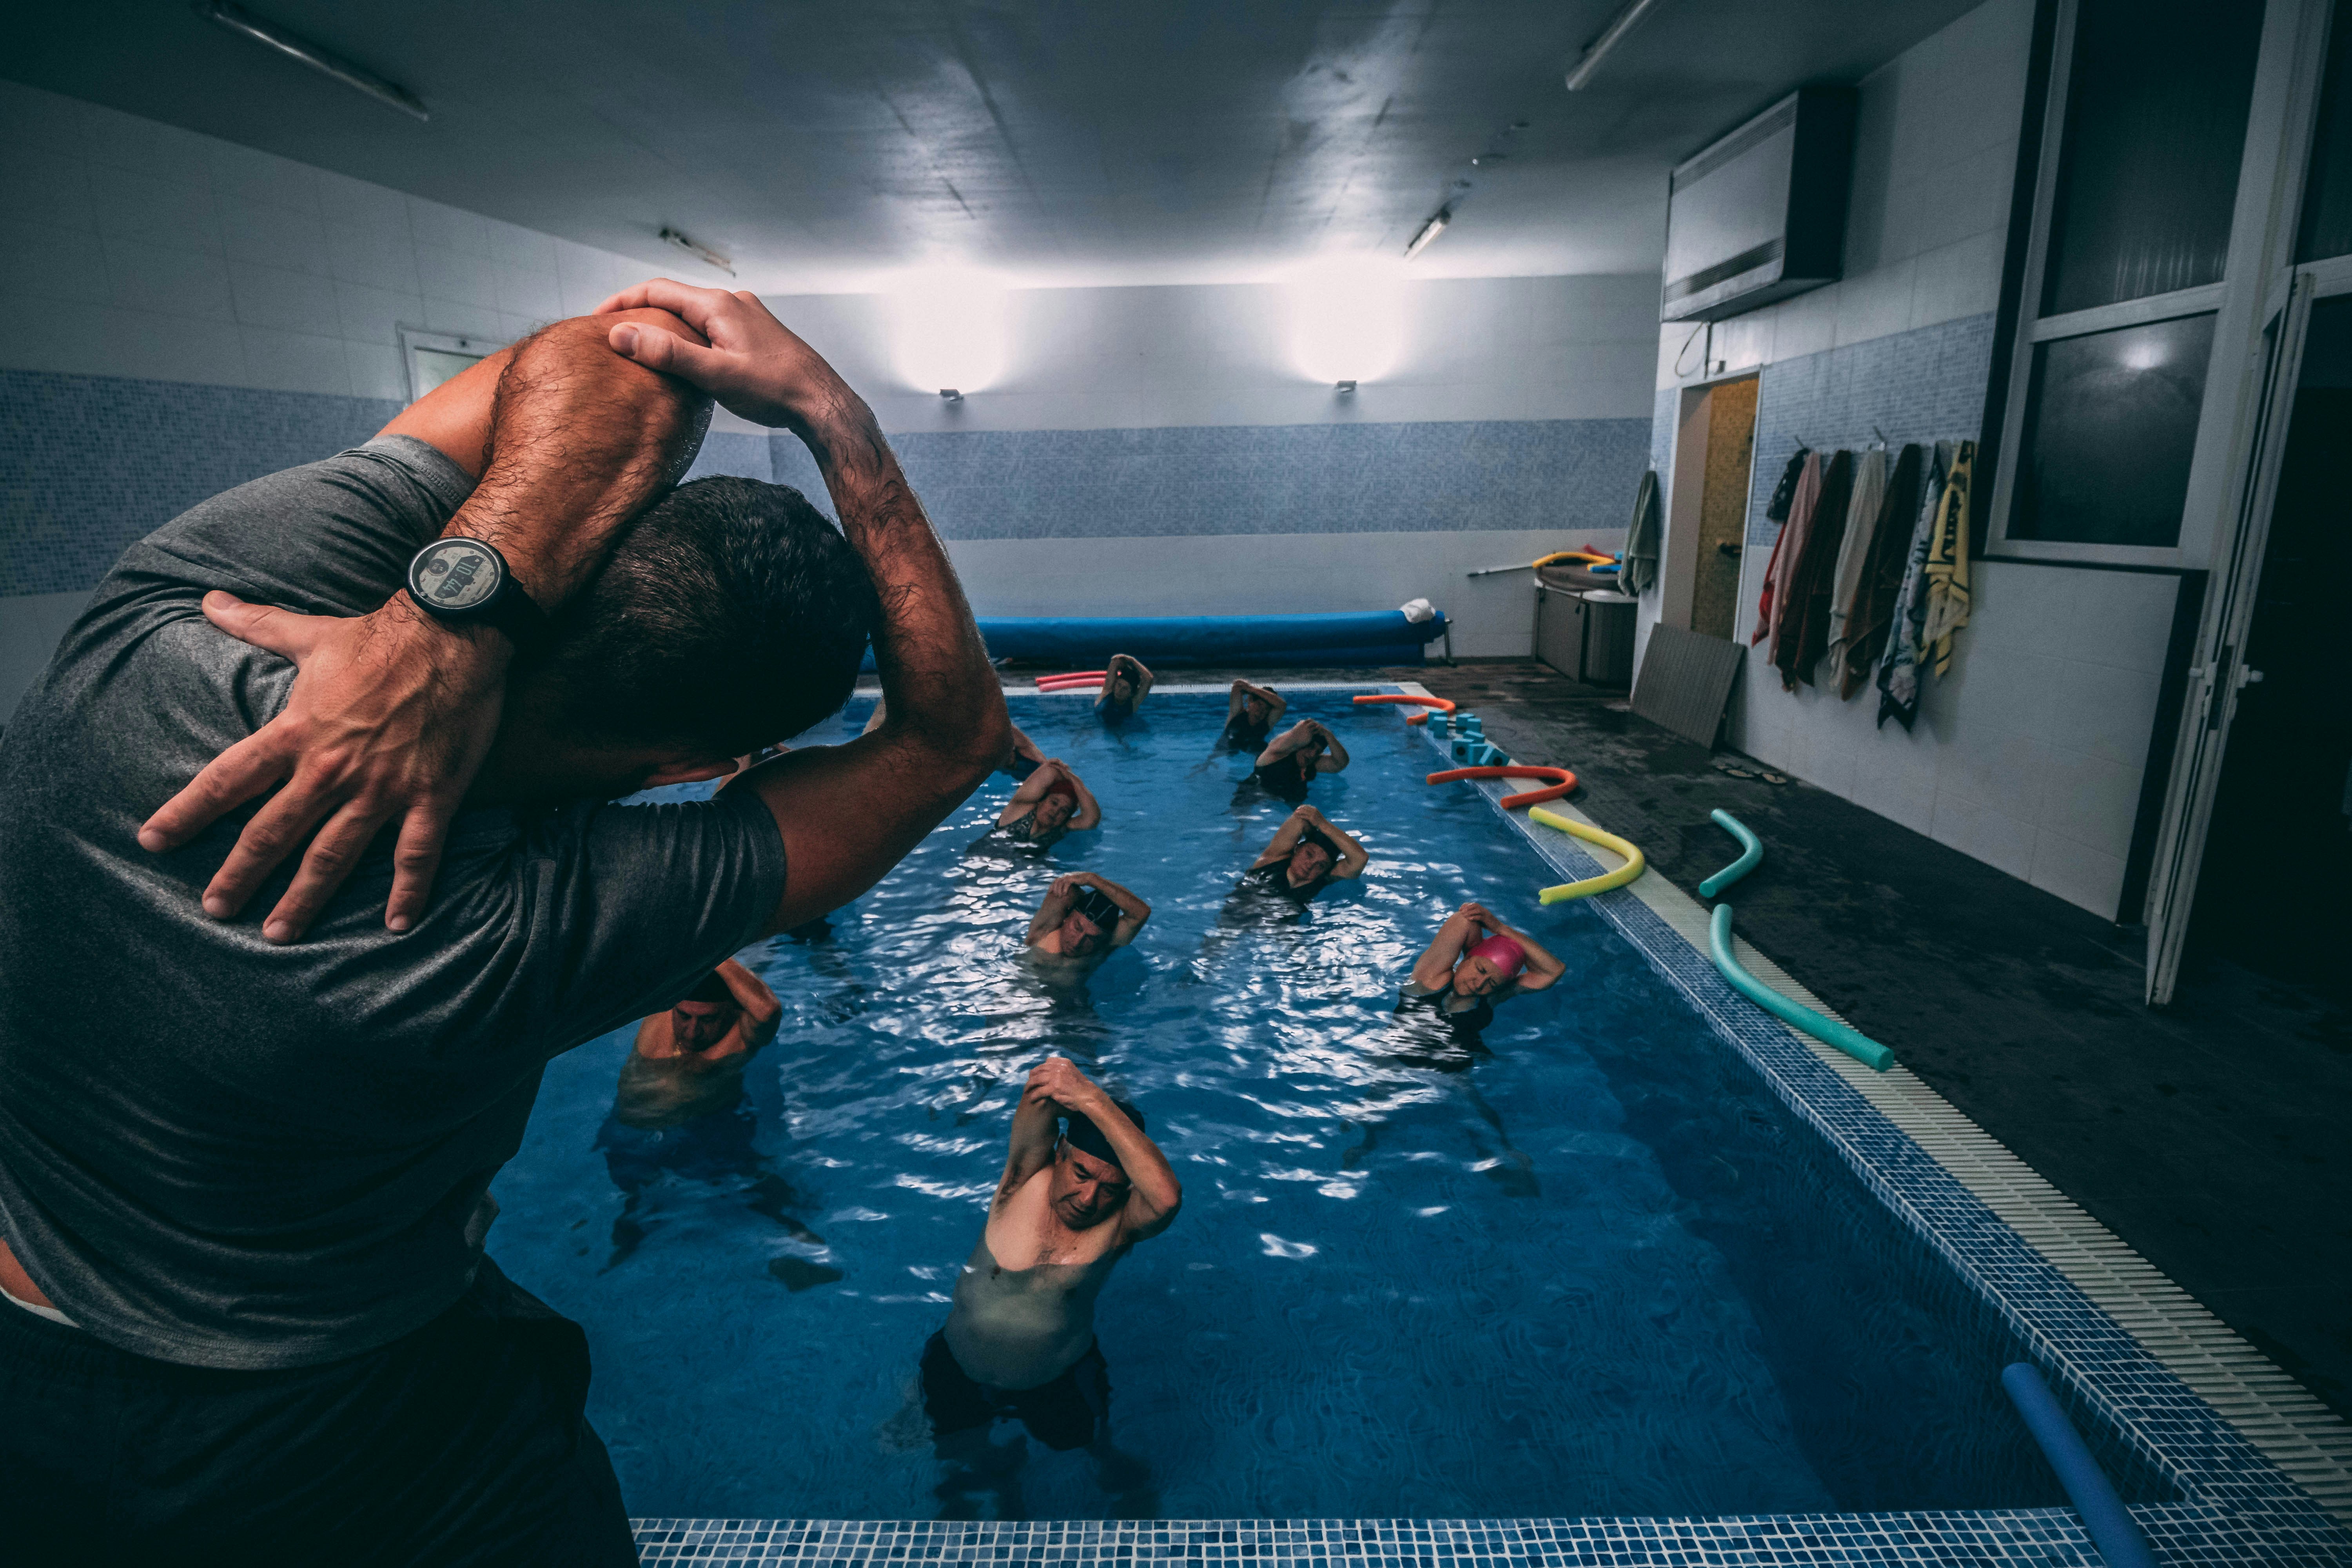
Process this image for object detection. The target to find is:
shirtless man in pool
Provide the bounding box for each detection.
[922,1056,1180,1455]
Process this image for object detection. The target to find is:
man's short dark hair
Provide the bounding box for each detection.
[517,475,878,755]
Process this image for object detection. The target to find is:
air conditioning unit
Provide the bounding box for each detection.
[1661,87,1857,323]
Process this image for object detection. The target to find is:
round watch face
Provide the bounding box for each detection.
[408,538,505,615]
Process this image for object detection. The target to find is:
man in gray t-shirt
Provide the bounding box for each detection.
[0,287,1009,1561]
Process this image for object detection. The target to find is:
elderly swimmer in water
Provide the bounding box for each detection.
[1026,872,1151,962]
[991,759,1102,849]
[921,1056,1180,1453]
[1396,901,1566,1036]
[1241,804,1368,906]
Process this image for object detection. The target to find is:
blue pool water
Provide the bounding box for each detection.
[489,690,2067,1521]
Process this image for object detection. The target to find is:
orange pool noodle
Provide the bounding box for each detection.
[1353,693,1457,726]
[1425,765,1579,809]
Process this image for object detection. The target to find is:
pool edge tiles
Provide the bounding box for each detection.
[626,1507,2289,1565]
[1385,683,2352,1553]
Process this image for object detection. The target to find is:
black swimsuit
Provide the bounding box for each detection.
[1252,757,1314,802]
[1394,978,1501,1038]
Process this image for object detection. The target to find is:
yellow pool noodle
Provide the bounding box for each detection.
[1528,806,1646,903]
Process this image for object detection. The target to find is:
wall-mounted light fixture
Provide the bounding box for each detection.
[1404,208,1451,261]
[198,1,428,121]
[1564,0,1664,91]
[659,227,735,277]
[892,270,1010,396]
[1287,260,1405,387]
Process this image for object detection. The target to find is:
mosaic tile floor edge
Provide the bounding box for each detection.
[625,1506,2325,1566]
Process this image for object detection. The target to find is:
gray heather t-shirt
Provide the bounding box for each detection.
[0,436,785,1370]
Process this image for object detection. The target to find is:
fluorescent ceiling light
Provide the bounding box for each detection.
[1564,0,1664,92]
[659,227,735,277]
[198,2,428,122]
[1403,209,1451,260]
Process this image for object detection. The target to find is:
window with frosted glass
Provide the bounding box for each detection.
[2037,0,2265,316]
[2010,313,2216,546]
[2297,2,2352,262]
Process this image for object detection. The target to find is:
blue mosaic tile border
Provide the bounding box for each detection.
[1,365,1649,596]
[626,1505,2307,1565]
[1432,719,2348,1563]
[764,419,1651,543]
[1740,314,1996,549]
[0,368,402,597]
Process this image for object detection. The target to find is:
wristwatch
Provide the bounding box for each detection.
[405,537,550,649]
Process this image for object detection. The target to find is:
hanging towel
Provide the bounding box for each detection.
[1838,443,1924,699]
[1919,439,1975,677]
[1777,449,1854,690]
[1877,441,1949,730]
[1752,450,1822,648]
[1622,469,1661,595]
[1823,446,1887,688]
[1765,446,1811,523]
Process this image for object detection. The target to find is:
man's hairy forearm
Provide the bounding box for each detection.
[808,402,1007,766]
[447,313,711,608]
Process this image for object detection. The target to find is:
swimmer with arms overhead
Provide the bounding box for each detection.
[994,759,1102,849]
[1096,654,1153,721]
[1026,872,1150,962]
[1397,901,1566,1036]
[1221,679,1285,750]
[922,1056,1180,1453]
[1252,717,1348,801]
[1242,804,1367,905]
[610,958,782,1128]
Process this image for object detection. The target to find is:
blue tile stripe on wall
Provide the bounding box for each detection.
[1,366,1651,596]
[0,370,402,598]
[1741,314,1997,548]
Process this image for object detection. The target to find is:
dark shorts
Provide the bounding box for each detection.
[0,1257,636,1568]
[920,1330,1109,1452]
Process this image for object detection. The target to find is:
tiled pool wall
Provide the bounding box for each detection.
[630,686,2350,1564]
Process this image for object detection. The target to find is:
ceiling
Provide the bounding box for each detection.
[9,0,1982,292]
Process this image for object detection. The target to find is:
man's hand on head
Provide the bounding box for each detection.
[137,590,506,942]
[595,279,862,441]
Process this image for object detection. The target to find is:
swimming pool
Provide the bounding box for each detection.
[489,689,2085,1522]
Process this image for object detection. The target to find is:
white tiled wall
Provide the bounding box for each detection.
[0,79,654,401]
[1731,562,2178,918]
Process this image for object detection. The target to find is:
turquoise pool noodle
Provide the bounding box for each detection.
[1699,808,1764,898]
[1708,905,1895,1072]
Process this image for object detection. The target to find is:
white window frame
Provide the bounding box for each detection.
[397,325,506,406]
[1984,0,2301,570]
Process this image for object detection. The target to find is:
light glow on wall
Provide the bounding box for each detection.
[891,269,1011,394]
[1286,258,1408,387]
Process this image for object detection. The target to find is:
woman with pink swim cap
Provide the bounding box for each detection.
[1396,901,1566,1037]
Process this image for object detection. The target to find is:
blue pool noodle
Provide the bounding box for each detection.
[2000,1363,2158,1568]
[1699,809,1764,898]
[1707,905,1895,1072]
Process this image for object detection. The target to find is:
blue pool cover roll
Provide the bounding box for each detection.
[980,610,1449,667]
[2000,1362,2158,1568]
